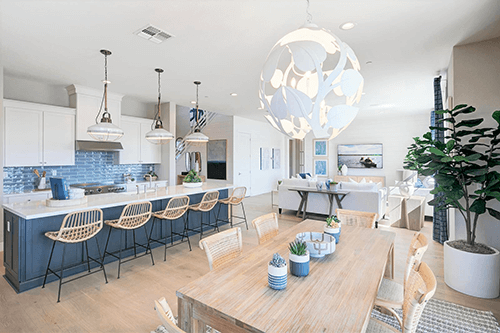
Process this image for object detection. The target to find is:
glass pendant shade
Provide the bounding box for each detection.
[145,68,174,144]
[259,22,363,140]
[185,129,209,143]
[87,120,124,141]
[88,49,125,142]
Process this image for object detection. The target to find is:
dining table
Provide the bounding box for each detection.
[176,220,396,333]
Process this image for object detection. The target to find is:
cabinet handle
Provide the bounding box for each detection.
[7,221,10,232]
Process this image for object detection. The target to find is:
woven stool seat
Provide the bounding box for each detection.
[149,196,192,261]
[215,186,248,230]
[377,278,404,306]
[102,201,154,278]
[42,208,107,302]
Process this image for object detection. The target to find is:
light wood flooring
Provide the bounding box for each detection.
[0,193,499,332]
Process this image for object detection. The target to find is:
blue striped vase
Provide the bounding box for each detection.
[289,251,310,277]
[268,265,287,290]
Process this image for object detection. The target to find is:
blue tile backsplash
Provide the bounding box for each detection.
[3,151,156,194]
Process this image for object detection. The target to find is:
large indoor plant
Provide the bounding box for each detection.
[404,104,500,298]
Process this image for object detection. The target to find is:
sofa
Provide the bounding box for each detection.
[278,177,387,220]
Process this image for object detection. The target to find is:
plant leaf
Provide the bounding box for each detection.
[470,199,486,214]
[488,208,500,220]
[429,147,446,156]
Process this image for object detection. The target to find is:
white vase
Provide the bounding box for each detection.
[341,164,348,176]
[444,241,500,298]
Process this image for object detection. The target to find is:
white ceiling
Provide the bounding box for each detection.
[2,0,500,122]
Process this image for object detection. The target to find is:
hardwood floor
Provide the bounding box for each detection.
[0,193,499,332]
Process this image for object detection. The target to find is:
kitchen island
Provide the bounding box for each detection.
[3,181,233,293]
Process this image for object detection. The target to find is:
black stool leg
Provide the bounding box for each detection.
[230,204,234,227]
[102,227,112,263]
[94,236,108,284]
[117,229,123,279]
[85,240,91,272]
[183,214,192,251]
[42,240,56,288]
[241,202,249,230]
[200,211,204,240]
[132,229,137,258]
[212,209,220,233]
[57,243,67,303]
[170,219,174,247]
[148,217,156,254]
[215,203,222,225]
[143,225,155,265]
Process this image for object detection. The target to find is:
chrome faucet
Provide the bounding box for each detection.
[123,173,131,183]
[136,184,140,194]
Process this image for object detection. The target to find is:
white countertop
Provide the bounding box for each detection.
[3,181,234,220]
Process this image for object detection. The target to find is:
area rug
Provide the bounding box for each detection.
[371,298,500,333]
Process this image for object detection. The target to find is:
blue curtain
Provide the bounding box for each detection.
[432,76,448,244]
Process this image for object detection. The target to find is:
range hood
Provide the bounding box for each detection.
[76,140,123,151]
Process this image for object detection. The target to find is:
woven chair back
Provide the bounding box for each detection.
[335,209,377,229]
[161,196,190,220]
[402,262,436,333]
[229,186,246,205]
[404,233,429,285]
[252,213,279,244]
[197,191,220,212]
[154,298,185,333]
[199,227,243,271]
[116,201,152,229]
[56,208,103,243]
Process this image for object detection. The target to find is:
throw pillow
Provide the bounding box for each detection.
[360,178,367,183]
[349,178,358,183]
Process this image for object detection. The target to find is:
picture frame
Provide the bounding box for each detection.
[337,144,383,169]
[272,148,281,169]
[313,139,328,157]
[314,159,328,176]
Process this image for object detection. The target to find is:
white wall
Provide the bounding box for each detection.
[303,112,430,186]
[1,57,4,252]
[233,116,288,196]
[156,102,176,183]
[449,36,500,250]
[121,97,153,119]
[4,74,69,107]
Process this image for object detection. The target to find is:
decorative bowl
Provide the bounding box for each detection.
[295,232,336,258]
[183,182,203,188]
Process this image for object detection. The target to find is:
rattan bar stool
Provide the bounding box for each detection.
[187,191,220,240]
[102,201,153,278]
[42,208,108,302]
[215,186,248,230]
[148,196,191,261]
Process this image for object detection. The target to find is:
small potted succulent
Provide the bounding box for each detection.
[289,240,310,277]
[268,253,287,290]
[183,169,203,188]
[324,215,341,243]
[325,179,338,191]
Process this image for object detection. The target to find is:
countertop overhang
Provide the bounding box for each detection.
[2,180,235,219]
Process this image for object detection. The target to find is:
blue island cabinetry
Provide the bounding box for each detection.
[3,184,231,293]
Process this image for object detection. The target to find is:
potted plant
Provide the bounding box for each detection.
[183,169,203,188]
[288,240,310,277]
[405,104,500,298]
[337,165,342,175]
[324,215,341,243]
[268,253,287,290]
[144,170,158,181]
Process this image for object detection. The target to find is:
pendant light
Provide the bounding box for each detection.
[87,50,124,141]
[145,68,174,144]
[259,0,364,140]
[184,81,209,143]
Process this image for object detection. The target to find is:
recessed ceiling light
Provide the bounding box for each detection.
[366,61,373,65]
[190,100,196,104]
[340,22,356,30]
[230,93,238,96]
[257,107,264,110]
[362,92,366,95]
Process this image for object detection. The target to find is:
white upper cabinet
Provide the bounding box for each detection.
[120,116,161,164]
[3,99,76,167]
[66,84,123,141]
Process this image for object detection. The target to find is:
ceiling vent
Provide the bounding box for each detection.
[135,25,174,44]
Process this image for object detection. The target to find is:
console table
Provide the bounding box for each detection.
[288,187,349,220]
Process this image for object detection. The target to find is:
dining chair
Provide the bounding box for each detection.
[375,233,429,311]
[252,213,279,244]
[187,190,220,239]
[199,227,243,271]
[366,261,437,333]
[149,196,191,261]
[42,208,108,302]
[216,186,248,230]
[103,201,154,278]
[335,209,378,229]
[154,297,185,333]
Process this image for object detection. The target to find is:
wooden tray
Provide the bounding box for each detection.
[46,196,87,207]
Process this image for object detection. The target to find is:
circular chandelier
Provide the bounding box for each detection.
[259,1,363,140]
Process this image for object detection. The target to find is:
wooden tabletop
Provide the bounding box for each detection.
[177,220,395,333]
